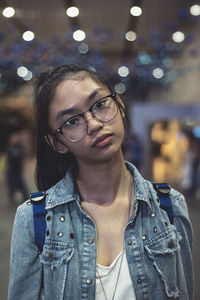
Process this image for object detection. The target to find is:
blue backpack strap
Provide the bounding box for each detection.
[30,192,47,251]
[152,183,174,224]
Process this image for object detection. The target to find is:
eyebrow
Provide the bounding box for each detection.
[55,87,105,122]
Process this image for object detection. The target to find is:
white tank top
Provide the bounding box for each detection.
[95,251,136,300]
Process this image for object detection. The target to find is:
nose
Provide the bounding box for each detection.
[84,111,103,135]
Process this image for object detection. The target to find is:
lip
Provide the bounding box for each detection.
[92,133,113,148]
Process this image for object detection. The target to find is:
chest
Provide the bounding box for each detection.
[81,202,130,266]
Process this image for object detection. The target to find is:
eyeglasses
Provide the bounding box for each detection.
[55,93,119,142]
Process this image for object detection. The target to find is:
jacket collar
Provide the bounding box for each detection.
[45,167,78,209]
[45,161,151,209]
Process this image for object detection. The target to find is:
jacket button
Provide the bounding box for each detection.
[128,240,132,245]
[137,278,142,284]
[142,235,146,240]
[46,230,50,236]
[86,277,92,285]
[168,240,174,248]
[87,237,94,244]
[153,226,158,232]
[57,231,63,238]
[45,251,53,258]
[59,216,65,222]
[151,212,156,218]
[26,200,32,206]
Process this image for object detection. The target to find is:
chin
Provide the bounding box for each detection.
[91,144,122,164]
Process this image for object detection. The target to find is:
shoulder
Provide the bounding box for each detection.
[169,186,190,219]
[16,199,33,220]
[14,199,35,231]
[11,199,36,246]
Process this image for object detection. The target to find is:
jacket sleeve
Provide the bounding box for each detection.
[8,202,44,300]
[171,189,194,300]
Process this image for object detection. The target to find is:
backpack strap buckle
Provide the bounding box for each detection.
[30,191,47,203]
[153,183,171,195]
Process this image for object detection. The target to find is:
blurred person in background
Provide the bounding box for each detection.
[6,131,29,205]
[8,65,193,300]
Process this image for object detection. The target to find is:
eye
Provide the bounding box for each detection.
[64,116,81,128]
[93,99,107,111]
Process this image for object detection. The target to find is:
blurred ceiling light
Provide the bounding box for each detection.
[125,31,137,41]
[172,31,185,43]
[17,66,28,77]
[66,6,79,17]
[190,4,200,16]
[78,42,89,54]
[23,70,33,81]
[130,6,142,17]
[22,31,35,41]
[114,82,126,94]
[2,7,15,18]
[73,29,86,41]
[152,67,164,79]
[118,66,129,77]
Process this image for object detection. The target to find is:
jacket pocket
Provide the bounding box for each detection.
[40,240,74,300]
[145,227,182,298]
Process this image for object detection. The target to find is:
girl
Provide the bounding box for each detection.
[8,65,194,300]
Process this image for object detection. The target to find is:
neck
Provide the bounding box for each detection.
[75,151,130,205]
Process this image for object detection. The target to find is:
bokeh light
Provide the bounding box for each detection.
[66,7,79,17]
[130,6,142,17]
[22,31,35,41]
[115,82,126,94]
[152,67,164,79]
[17,66,28,77]
[118,66,129,77]
[125,31,137,41]
[73,30,86,41]
[172,31,185,43]
[190,4,200,16]
[2,7,15,18]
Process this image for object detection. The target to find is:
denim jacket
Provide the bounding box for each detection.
[8,162,194,300]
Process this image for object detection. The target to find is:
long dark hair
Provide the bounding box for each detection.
[34,64,113,191]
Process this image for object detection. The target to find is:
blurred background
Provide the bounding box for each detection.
[0,0,200,298]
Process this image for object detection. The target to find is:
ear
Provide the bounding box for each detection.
[45,134,69,154]
[115,94,125,118]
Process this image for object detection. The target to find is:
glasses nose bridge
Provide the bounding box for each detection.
[83,107,96,122]
[83,108,103,135]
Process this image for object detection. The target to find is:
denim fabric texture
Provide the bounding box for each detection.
[8,162,194,300]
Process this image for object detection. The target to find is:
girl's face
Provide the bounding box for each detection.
[47,77,125,166]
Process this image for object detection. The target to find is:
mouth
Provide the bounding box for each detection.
[92,133,113,148]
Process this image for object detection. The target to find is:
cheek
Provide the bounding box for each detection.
[113,115,125,137]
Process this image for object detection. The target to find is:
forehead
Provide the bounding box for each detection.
[52,77,109,108]
[55,77,107,99]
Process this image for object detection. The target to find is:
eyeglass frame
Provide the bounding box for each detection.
[54,92,122,142]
